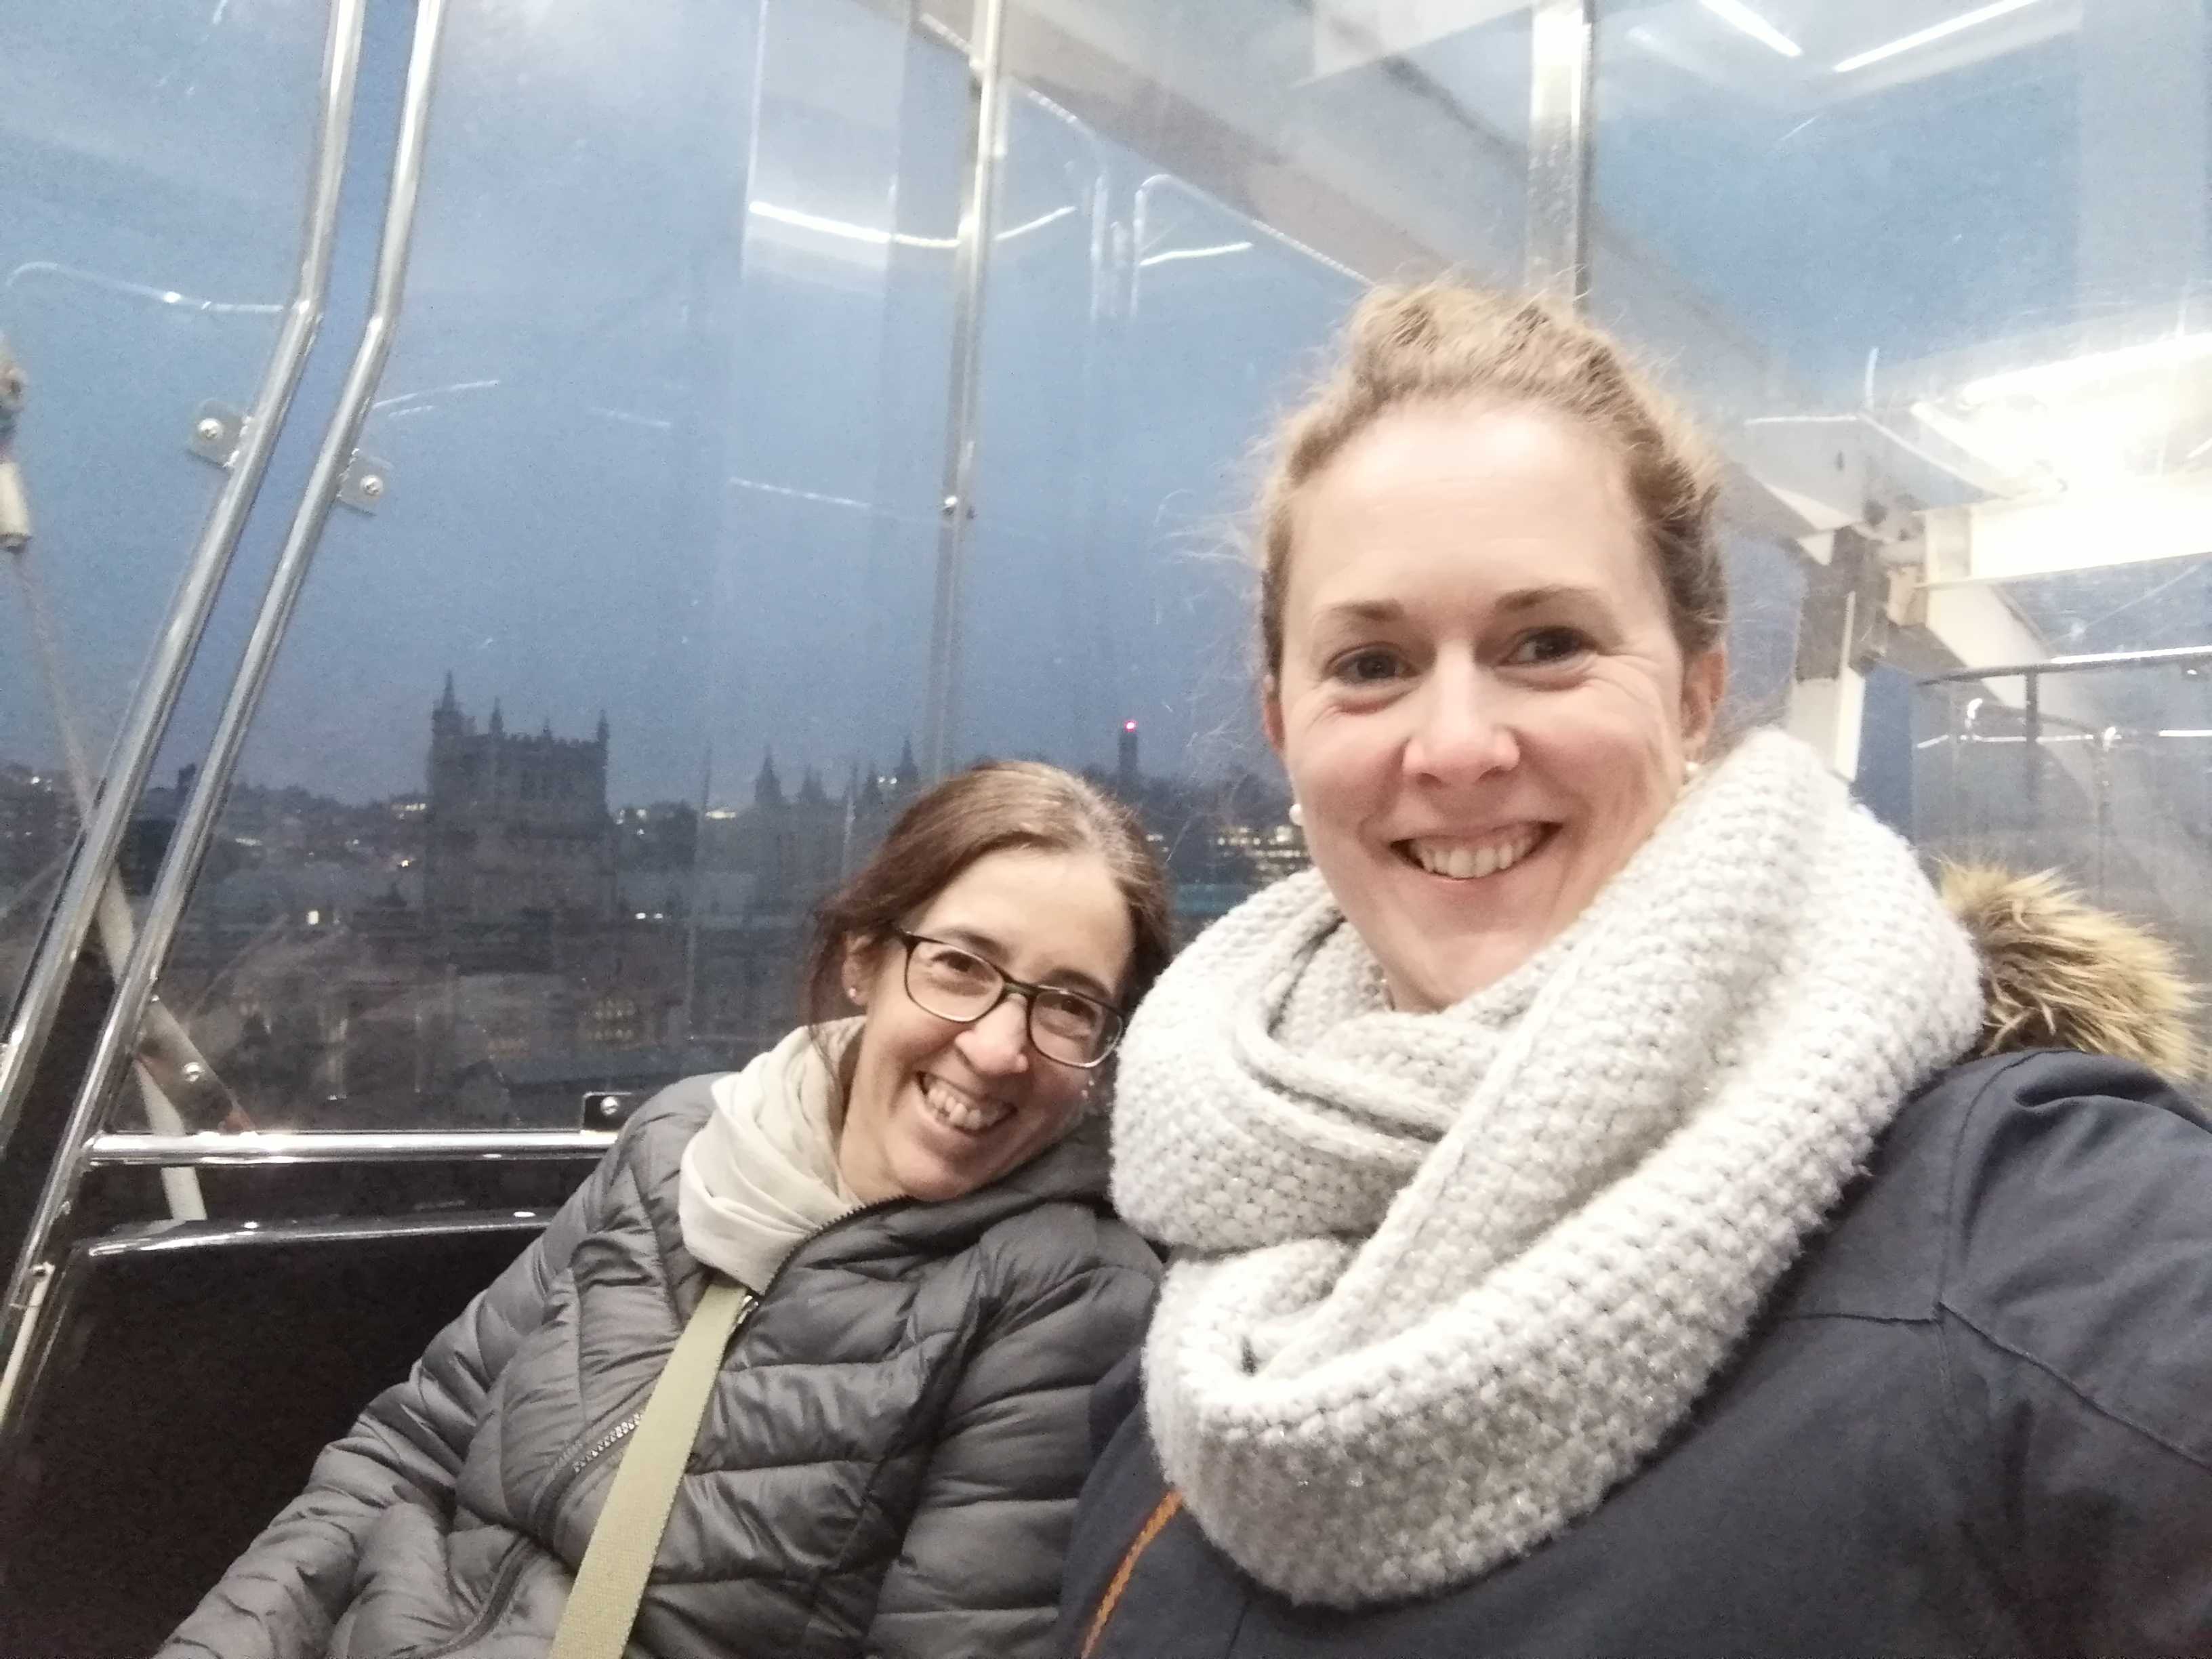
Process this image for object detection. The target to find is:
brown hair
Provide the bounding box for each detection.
[1256,282,1727,680]
[802,760,1172,1058]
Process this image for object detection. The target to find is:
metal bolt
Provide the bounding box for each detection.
[195,416,224,444]
[941,493,959,516]
[359,474,385,499]
[596,1097,619,1120]
[180,1062,206,1085]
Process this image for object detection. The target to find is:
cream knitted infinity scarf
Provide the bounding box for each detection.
[1111,730,1984,1608]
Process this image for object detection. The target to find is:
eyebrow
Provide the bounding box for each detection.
[926,926,1118,1003]
[1313,584,1610,628]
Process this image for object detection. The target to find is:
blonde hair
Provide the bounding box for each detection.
[1256,283,1727,678]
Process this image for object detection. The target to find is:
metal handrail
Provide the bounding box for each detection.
[87,1130,615,1167]
[0,0,366,1166]
[1917,643,2212,686]
[0,0,451,1450]
[82,1210,556,1255]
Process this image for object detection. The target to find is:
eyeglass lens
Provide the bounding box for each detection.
[905,939,1116,1063]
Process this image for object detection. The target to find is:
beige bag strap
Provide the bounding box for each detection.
[548,1277,758,1659]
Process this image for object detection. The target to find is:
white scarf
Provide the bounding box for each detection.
[678,1021,861,1294]
[1112,731,1984,1608]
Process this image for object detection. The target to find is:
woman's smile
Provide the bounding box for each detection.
[914,1070,1016,1136]
[1393,823,1553,882]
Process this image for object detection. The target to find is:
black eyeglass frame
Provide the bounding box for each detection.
[891,930,1126,1069]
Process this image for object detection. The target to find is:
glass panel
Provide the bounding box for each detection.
[0,3,325,1021]
[1593,0,2212,813]
[1915,659,2212,1059]
[149,0,958,1132]
[960,1,1532,941]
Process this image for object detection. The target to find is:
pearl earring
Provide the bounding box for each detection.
[1288,800,1305,827]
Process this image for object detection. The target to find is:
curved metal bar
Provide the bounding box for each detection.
[0,0,452,1449]
[0,0,366,1165]
[920,0,1008,778]
[88,1130,616,1167]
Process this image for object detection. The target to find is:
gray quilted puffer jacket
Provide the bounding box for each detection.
[155,1076,1160,1659]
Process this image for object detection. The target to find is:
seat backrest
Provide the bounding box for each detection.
[0,1212,548,1659]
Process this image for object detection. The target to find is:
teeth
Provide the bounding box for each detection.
[1408,828,1541,882]
[920,1076,1013,1135]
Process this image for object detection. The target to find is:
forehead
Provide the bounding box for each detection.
[1286,400,1655,618]
[909,846,1133,982]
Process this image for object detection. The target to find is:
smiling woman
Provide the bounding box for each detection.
[157,760,1172,1659]
[1061,284,2212,1658]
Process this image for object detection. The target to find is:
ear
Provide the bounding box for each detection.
[1261,674,1286,758]
[1679,647,1727,761]
[839,935,880,1008]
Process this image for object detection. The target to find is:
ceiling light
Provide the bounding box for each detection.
[1959,333,2212,405]
[1834,0,2045,75]
[1698,0,1803,58]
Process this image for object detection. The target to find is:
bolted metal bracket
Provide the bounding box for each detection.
[186,399,248,470]
[580,1089,645,1130]
[336,451,390,514]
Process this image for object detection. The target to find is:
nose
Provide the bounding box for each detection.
[1404,658,1519,784]
[955,994,1033,1077]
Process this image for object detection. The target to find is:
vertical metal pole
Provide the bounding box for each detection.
[2022,668,2043,825]
[920,0,1009,779]
[0,0,452,1449]
[1525,0,1594,310]
[0,0,366,1165]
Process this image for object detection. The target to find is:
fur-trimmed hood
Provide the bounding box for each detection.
[1940,865,2201,1080]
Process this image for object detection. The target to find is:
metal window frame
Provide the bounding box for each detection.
[0,0,367,1168]
[1526,0,1595,307]
[0,0,455,1449]
[920,0,1008,779]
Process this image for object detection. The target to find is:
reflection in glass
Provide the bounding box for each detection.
[945,1,1539,948]
[148,0,960,1134]
[0,2,323,1021]
[1593,0,2211,859]
[1916,657,2212,1061]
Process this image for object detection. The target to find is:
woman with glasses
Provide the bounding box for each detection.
[159,761,1172,1659]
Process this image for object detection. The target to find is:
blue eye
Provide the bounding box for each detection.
[1505,628,1589,667]
[1332,648,1406,684]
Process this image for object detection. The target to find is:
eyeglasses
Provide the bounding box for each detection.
[893,931,1125,1069]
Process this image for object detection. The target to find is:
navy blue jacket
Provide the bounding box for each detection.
[1062,1052,2212,1658]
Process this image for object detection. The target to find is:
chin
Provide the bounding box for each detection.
[886,1145,985,1204]
[1395,935,1544,1010]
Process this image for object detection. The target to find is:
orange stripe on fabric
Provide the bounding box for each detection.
[1079,1488,1185,1659]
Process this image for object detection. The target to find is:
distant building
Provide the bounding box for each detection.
[422,675,617,928]
[0,762,71,893]
[708,741,923,919]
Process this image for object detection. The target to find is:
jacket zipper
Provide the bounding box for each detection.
[413,1538,535,1659]
[533,1195,912,1536]
[568,1412,642,1478]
